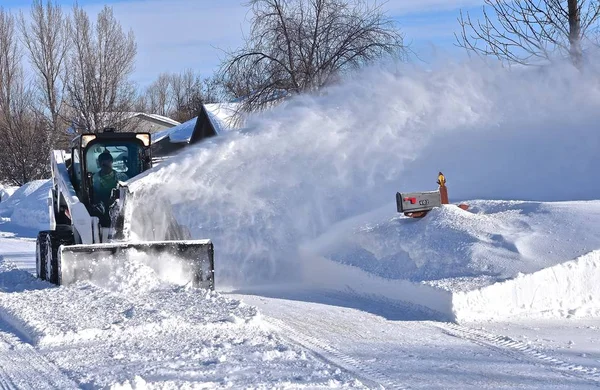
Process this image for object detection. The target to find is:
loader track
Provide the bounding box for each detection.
[267,316,408,390]
[0,328,78,390]
[437,322,600,384]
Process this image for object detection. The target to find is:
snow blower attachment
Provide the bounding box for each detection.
[396,172,469,218]
[36,128,215,290]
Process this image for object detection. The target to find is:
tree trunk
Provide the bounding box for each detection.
[568,0,582,68]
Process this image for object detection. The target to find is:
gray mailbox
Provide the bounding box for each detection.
[396,190,442,214]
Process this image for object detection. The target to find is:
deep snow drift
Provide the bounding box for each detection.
[0,184,16,203]
[303,201,600,320]
[126,59,600,293]
[312,201,600,286]
[0,180,50,231]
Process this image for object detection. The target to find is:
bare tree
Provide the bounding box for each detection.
[169,69,195,115]
[0,8,20,122]
[133,93,149,113]
[169,70,221,122]
[18,0,70,149]
[0,87,50,186]
[63,4,137,133]
[139,70,221,123]
[201,76,222,104]
[0,8,49,185]
[220,0,405,113]
[457,0,600,68]
[144,72,173,116]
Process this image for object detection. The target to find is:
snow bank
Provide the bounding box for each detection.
[0,184,17,203]
[302,247,600,323]
[313,201,600,287]
[453,250,600,321]
[0,180,51,231]
[304,200,600,321]
[126,59,600,288]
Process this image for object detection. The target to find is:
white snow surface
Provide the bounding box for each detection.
[300,198,600,320]
[0,184,17,203]
[2,226,600,388]
[0,229,363,388]
[0,180,50,231]
[1,59,600,388]
[143,113,181,126]
[311,200,600,284]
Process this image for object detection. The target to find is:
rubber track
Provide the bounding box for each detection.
[0,329,78,390]
[267,316,408,390]
[437,322,600,384]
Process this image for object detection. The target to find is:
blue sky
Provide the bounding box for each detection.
[6,0,486,85]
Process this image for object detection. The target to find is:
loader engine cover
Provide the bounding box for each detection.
[58,240,214,289]
[396,191,442,213]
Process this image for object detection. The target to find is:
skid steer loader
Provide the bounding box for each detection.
[36,128,214,289]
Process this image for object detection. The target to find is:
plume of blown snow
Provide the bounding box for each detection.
[127,58,600,288]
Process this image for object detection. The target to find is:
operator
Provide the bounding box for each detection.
[92,151,128,215]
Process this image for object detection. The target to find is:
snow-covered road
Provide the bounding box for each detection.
[0,224,362,389]
[2,222,600,389]
[0,328,78,389]
[232,288,600,389]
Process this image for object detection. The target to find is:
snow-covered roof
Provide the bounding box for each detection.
[131,113,180,127]
[204,103,239,135]
[151,103,240,145]
[64,112,180,135]
[152,117,198,144]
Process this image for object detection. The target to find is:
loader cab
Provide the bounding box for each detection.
[69,131,152,225]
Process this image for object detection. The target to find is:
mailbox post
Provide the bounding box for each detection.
[396,172,468,218]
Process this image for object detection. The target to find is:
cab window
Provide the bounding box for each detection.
[72,148,82,190]
[85,142,144,178]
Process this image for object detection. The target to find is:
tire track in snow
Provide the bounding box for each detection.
[437,322,600,384]
[337,289,600,386]
[344,289,600,383]
[0,329,78,389]
[267,316,408,390]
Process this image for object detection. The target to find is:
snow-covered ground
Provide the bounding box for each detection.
[0,222,364,389]
[0,59,600,388]
[2,224,600,389]
[303,200,600,321]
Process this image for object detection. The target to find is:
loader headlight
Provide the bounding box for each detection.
[81,134,96,147]
[136,133,151,147]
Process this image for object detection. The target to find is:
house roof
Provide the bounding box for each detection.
[152,117,197,144]
[128,112,181,127]
[151,103,239,145]
[65,112,181,134]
